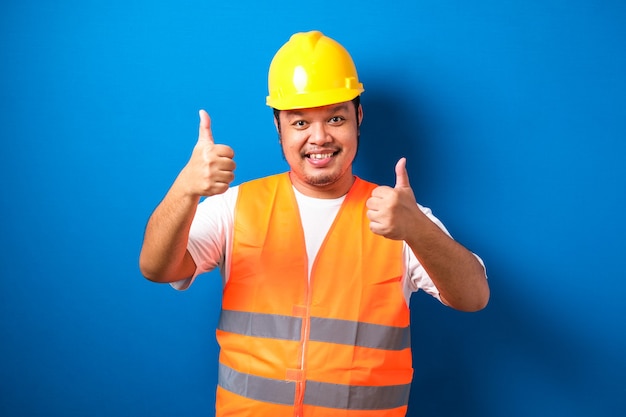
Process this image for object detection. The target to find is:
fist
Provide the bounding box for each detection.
[178,110,236,197]
[366,158,418,240]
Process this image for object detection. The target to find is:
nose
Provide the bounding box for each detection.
[308,122,330,145]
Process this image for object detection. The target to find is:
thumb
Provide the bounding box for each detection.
[197,109,215,143]
[394,157,411,189]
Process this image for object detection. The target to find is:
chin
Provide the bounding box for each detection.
[304,174,338,187]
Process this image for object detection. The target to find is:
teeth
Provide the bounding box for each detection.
[309,153,334,159]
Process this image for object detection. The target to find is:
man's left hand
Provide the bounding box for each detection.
[366,157,420,240]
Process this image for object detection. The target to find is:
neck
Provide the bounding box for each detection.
[289,172,355,199]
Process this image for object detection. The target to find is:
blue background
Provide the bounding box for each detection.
[1,1,625,416]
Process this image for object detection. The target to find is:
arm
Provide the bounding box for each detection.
[366,158,489,312]
[139,110,236,283]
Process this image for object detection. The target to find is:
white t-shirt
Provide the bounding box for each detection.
[177,185,449,306]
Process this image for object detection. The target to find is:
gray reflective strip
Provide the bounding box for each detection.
[218,309,302,341]
[218,363,410,410]
[305,380,411,410]
[310,317,411,350]
[218,363,295,405]
[219,310,410,351]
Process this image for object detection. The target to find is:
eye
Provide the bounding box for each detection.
[329,116,345,125]
[291,120,308,129]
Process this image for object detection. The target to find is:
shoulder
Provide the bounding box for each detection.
[196,186,240,216]
[200,173,289,214]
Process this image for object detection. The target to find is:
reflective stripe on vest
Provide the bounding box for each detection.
[219,363,411,411]
[218,309,411,350]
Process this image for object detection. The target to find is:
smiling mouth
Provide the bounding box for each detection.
[307,152,337,160]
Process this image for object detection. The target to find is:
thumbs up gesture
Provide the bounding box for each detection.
[366,158,418,240]
[176,110,236,197]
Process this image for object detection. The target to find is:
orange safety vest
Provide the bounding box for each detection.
[216,173,413,417]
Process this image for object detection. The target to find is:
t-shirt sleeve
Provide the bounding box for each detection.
[169,187,238,291]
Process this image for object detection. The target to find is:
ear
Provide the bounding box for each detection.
[273,115,282,145]
[357,103,363,127]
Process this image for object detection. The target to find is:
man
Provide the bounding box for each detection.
[140,31,489,417]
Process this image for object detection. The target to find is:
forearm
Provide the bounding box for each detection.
[406,212,489,312]
[139,182,200,283]
[139,110,236,283]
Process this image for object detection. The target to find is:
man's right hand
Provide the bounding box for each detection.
[177,110,236,197]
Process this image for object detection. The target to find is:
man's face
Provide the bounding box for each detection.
[276,101,362,198]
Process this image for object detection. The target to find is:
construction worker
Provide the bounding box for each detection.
[139,30,489,417]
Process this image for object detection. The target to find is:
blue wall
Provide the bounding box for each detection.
[2,1,625,416]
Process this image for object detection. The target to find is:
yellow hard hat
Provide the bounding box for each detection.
[266,31,364,110]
